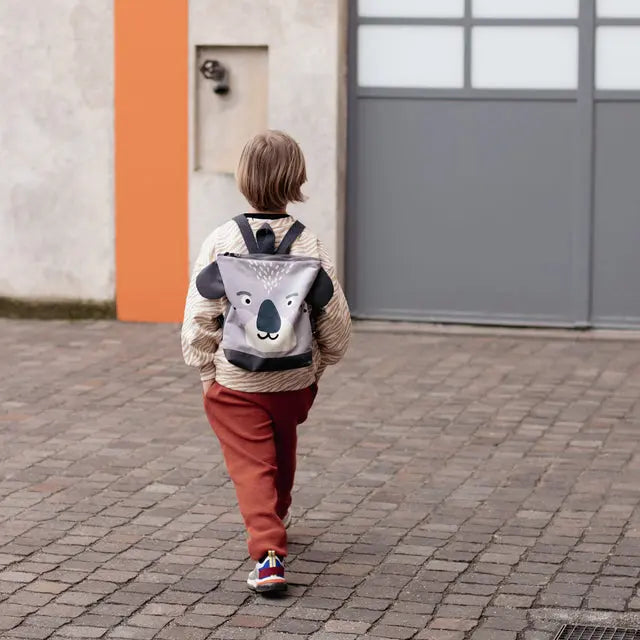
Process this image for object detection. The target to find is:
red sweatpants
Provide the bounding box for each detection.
[204,382,316,560]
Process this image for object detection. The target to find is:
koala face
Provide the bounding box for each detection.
[196,253,333,362]
[231,289,300,354]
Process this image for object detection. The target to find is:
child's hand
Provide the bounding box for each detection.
[202,380,214,396]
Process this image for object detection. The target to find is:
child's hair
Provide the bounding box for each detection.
[236,130,307,212]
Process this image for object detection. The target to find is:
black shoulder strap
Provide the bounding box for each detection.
[233,215,260,254]
[276,221,306,255]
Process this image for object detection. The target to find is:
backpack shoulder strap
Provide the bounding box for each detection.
[276,221,306,255]
[233,215,260,254]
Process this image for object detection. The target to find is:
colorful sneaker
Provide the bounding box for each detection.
[247,551,287,593]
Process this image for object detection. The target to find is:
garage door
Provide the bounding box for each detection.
[347,0,640,328]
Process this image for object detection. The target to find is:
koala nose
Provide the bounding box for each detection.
[257,299,281,334]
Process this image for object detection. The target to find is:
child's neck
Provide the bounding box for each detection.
[249,208,287,215]
[246,208,289,219]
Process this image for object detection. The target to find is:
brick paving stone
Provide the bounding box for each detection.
[271,618,323,634]
[369,624,419,639]
[29,615,71,631]
[38,603,85,619]
[415,632,466,640]
[307,587,353,600]
[471,630,517,640]
[324,621,372,634]
[225,614,271,629]
[0,616,22,630]
[1,571,39,583]
[139,603,188,617]
[55,591,102,607]
[334,606,383,623]
[208,625,260,640]
[127,613,173,628]
[310,633,358,640]
[105,592,154,607]
[429,618,477,632]
[379,612,431,627]
[288,606,333,621]
[0,603,39,618]
[442,595,490,607]
[75,614,124,628]
[493,594,535,608]
[26,581,70,595]
[8,625,55,639]
[537,593,583,608]
[436,605,483,620]
[173,614,226,629]
[154,626,210,640]
[5,321,640,637]
[198,590,249,606]
[107,626,158,639]
[586,597,627,611]
[58,625,109,638]
[392,602,435,616]
[482,613,528,632]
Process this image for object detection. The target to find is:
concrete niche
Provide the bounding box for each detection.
[195,45,268,174]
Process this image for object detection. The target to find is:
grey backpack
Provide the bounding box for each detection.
[196,215,333,372]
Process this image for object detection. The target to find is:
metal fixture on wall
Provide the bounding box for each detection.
[199,59,229,94]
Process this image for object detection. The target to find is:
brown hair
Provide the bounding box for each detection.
[236,130,307,212]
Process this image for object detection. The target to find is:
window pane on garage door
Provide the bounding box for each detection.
[598,0,640,17]
[473,0,579,18]
[596,27,640,90]
[472,27,579,89]
[358,25,464,88]
[359,0,464,18]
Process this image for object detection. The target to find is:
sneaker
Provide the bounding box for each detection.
[247,550,287,593]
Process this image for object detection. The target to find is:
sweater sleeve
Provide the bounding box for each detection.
[181,232,227,382]
[314,242,352,370]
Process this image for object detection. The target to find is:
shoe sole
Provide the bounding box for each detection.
[248,579,288,594]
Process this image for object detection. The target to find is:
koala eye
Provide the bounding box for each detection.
[287,299,294,307]
[237,291,252,306]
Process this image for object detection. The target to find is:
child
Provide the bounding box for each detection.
[181,130,351,593]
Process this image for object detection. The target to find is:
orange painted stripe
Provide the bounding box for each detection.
[114,0,189,322]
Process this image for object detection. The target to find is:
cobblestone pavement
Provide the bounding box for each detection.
[2,319,640,640]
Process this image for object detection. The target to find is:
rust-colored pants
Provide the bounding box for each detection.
[204,382,316,560]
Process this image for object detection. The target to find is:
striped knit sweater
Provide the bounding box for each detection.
[181,214,351,393]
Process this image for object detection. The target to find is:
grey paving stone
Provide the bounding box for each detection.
[4,320,640,637]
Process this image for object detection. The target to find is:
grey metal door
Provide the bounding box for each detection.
[347,0,640,328]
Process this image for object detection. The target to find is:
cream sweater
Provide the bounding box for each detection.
[181,215,351,392]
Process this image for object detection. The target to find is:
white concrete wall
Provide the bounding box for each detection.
[189,0,348,277]
[0,0,114,301]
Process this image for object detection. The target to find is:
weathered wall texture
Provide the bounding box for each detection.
[189,0,348,276]
[0,0,114,301]
[0,1,346,305]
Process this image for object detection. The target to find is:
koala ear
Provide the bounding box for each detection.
[306,268,334,310]
[196,261,225,299]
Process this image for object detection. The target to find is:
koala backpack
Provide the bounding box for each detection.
[195,215,334,372]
